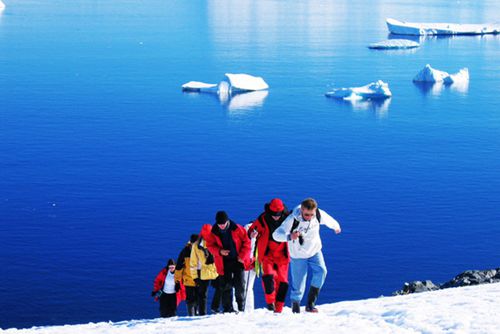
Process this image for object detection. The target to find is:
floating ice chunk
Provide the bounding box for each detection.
[222,73,269,92]
[413,64,469,84]
[444,68,469,84]
[325,80,392,100]
[387,18,500,36]
[368,39,420,49]
[181,73,268,94]
[181,74,269,110]
[181,81,218,93]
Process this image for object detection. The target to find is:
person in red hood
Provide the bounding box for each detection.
[205,211,251,313]
[248,198,291,313]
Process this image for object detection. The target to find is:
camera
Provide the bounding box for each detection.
[298,235,304,245]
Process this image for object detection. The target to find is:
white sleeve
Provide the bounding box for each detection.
[318,209,340,231]
[272,214,295,242]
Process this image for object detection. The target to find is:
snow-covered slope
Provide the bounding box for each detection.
[3,283,499,334]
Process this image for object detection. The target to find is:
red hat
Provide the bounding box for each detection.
[269,198,285,212]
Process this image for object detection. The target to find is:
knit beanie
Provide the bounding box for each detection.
[215,211,229,225]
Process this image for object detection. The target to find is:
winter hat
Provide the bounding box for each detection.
[215,211,229,225]
[269,198,285,213]
[167,258,176,267]
[190,234,199,243]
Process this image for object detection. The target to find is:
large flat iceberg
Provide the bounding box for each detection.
[182,73,269,111]
[413,64,469,84]
[387,18,500,36]
[325,80,392,100]
[182,73,268,94]
[223,73,268,92]
[368,39,419,50]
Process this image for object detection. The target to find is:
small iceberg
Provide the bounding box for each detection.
[182,73,268,94]
[181,81,218,93]
[0,1,5,10]
[387,18,500,36]
[413,64,469,84]
[325,80,392,100]
[368,39,420,50]
[223,73,269,92]
[182,73,269,111]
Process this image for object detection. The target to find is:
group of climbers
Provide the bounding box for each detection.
[151,197,341,317]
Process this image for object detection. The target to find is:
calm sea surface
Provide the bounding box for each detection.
[1,0,499,329]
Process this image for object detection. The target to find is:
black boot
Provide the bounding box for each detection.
[292,301,300,314]
[187,304,197,316]
[305,286,320,313]
[266,303,275,311]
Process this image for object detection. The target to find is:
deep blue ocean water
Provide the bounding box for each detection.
[1,0,499,329]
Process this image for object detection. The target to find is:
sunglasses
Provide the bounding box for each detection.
[271,211,283,217]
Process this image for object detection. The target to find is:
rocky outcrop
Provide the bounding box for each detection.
[393,268,500,295]
[441,269,500,289]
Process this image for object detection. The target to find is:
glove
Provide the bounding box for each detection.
[194,278,202,286]
[175,282,180,292]
[151,291,158,297]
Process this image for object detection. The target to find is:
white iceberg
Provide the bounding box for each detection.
[222,73,269,92]
[0,1,5,10]
[182,73,268,94]
[368,39,420,50]
[413,64,469,84]
[181,81,218,93]
[325,80,392,100]
[182,73,269,110]
[387,18,500,36]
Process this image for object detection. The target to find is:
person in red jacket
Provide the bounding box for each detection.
[206,211,251,313]
[152,258,183,318]
[248,198,290,313]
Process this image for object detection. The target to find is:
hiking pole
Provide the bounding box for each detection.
[244,268,251,311]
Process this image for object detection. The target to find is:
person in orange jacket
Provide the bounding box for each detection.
[206,211,251,313]
[249,198,290,313]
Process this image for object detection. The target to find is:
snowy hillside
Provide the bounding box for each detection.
[2,283,499,334]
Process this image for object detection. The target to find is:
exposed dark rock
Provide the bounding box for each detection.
[393,280,439,295]
[441,269,500,289]
[393,268,500,295]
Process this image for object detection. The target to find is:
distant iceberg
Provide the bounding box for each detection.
[222,73,269,92]
[368,39,420,50]
[182,73,268,94]
[325,80,392,100]
[413,64,469,84]
[387,18,500,36]
[0,1,5,10]
[181,81,218,93]
[182,73,269,111]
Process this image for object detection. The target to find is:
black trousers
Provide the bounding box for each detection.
[159,292,177,318]
[185,286,198,316]
[196,279,210,315]
[211,277,222,312]
[220,259,246,312]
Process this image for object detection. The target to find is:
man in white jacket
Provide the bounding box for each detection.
[273,198,341,313]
